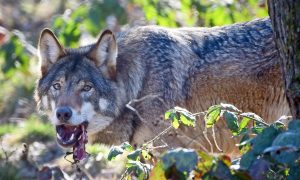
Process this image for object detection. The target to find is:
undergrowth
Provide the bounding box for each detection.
[108,104,299,179]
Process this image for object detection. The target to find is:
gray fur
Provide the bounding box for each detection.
[36,18,289,153]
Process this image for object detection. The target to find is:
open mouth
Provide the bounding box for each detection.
[56,122,88,161]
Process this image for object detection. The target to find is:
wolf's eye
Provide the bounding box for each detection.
[82,85,92,92]
[53,83,61,90]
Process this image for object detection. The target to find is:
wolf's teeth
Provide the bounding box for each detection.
[68,134,75,142]
[57,133,62,140]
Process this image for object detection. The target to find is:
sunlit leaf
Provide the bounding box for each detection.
[223,111,239,135]
[149,162,166,180]
[142,150,151,160]
[165,107,196,128]
[205,105,221,128]
[172,116,180,129]
[127,149,142,161]
[107,146,124,161]
[121,142,134,152]
[239,116,251,132]
[240,112,265,124]
[220,103,241,112]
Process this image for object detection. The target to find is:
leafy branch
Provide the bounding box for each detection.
[106,103,300,179]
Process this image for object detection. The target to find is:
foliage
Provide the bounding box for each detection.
[0,123,17,137]
[0,162,19,180]
[132,0,267,27]
[164,106,196,129]
[51,0,127,48]
[108,104,300,179]
[0,30,36,117]
[0,115,54,143]
[19,115,55,143]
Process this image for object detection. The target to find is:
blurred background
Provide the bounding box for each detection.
[0,0,267,179]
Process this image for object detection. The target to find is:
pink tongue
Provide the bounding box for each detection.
[73,124,88,162]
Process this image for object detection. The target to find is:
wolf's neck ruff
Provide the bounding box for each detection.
[36,18,289,154]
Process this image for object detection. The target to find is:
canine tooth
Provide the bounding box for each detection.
[57,133,62,140]
[69,134,75,142]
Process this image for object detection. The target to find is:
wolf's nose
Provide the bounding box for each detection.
[56,107,72,122]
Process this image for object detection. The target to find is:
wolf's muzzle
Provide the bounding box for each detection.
[56,106,72,122]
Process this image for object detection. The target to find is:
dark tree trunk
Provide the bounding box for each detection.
[268,1,300,119]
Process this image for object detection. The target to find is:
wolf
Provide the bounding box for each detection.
[35,18,290,154]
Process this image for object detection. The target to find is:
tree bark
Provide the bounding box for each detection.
[268,1,300,118]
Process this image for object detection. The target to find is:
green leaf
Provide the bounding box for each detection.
[127,149,142,161]
[237,133,251,154]
[239,116,251,132]
[251,126,265,134]
[178,107,196,125]
[108,142,135,161]
[164,109,172,120]
[220,103,240,112]
[165,107,196,128]
[172,116,180,129]
[107,146,124,161]
[180,114,195,127]
[240,112,265,124]
[142,150,151,160]
[197,151,214,175]
[205,105,221,128]
[202,160,233,179]
[240,150,257,169]
[164,108,180,129]
[126,160,149,179]
[248,159,270,180]
[251,126,282,154]
[288,120,300,132]
[223,111,239,135]
[271,131,300,165]
[149,162,167,180]
[121,142,134,152]
[161,148,198,175]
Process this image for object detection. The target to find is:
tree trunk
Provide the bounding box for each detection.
[268,1,300,119]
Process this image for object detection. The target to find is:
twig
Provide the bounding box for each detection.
[148,145,168,150]
[203,126,213,153]
[181,132,209,152]
[212,125,223,152]
[126,94,161,122]
[120,169,129,180]
[144,125,173,147]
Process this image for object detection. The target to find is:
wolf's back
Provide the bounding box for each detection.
[106,18,289,153]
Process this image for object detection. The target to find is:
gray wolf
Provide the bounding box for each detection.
[35,18,289,154]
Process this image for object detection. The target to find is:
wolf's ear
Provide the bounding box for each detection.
[88,30,118,79]
[38,29,65,76]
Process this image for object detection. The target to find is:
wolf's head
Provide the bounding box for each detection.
[35,29,120,147]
